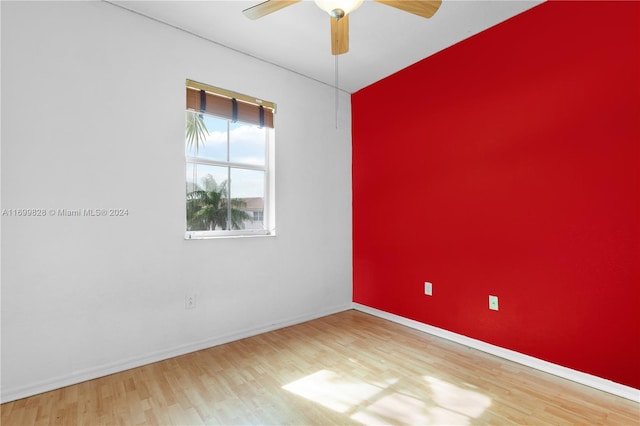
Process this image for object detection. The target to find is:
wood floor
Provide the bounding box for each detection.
[1,310,638,425]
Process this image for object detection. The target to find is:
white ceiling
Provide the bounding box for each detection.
[110,0,543,93]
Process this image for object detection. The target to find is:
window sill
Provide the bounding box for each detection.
[184,231,276,240]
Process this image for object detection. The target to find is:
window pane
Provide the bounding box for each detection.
[186,164,229,231]
[186,113,228,162]
[229,121,266,166]
[186,162,195,193]
[230,168,265,230]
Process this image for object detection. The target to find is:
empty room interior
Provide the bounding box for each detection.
[1,0,639,424]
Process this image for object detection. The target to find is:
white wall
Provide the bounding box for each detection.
[0,1,352,402]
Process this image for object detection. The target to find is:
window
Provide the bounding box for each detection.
[185,80,275,238]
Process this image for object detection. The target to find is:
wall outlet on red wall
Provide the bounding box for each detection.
[424,282,433,296]
[489,295,499,311]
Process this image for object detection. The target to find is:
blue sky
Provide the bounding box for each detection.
[186,114,267,199]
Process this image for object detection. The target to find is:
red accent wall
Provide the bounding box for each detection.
[352,1,640,389]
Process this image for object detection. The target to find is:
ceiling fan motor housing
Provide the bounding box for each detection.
[314,0,364,17]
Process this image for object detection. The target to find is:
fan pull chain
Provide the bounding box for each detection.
[334,17,339,129]
[335,51,339,129]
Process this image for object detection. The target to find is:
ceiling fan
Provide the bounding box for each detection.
[243,0,442,55]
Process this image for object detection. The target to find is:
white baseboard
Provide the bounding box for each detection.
[352,303,640,403]
[0,303,353,404]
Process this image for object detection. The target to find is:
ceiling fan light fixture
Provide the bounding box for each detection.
[314,0,364,17]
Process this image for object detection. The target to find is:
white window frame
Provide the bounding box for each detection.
[185,116,275,240]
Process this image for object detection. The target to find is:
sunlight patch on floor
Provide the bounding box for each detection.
[424,376,492,418]
[282,370,383,413]
[351,392,433,424]
[283,370,492,425]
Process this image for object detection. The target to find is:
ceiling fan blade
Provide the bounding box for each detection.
[242,0,302,20]
[374,0,442,19]
[331,15,349,55]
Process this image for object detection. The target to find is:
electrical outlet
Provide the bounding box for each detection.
[185,293,196,309]
[424,282,433,296]
[489,295,499,311]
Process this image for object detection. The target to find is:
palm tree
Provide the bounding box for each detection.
[187,174,252,231]
[185,111,208,153]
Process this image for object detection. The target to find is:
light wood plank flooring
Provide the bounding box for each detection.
[2,310,639,425]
